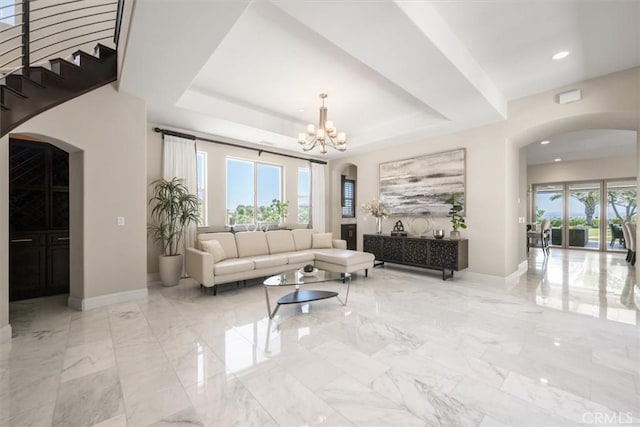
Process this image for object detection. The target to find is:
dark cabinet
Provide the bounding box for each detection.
[9,139,69,301]
[9,232,69,301]
[9,234,47,301]
[48,233,71,294]
[363,234,468,280]
[341,224,357,250]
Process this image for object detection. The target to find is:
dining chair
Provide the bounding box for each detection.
[627,222,636,266]
[527,218,551,256]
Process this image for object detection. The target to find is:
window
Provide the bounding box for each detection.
[298,168,310,223]
[226,158,283,225]
[0,0,15,26]
[342,176,355,218]
[196,151,207,226]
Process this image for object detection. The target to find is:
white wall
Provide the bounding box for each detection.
[332,67,640,279]
[1,84,147,335]
[146,125,328,274]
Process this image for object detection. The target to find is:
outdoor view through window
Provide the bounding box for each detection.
[534,180,636,250]
[226,158,282,225]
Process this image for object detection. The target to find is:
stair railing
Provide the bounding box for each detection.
[0,0,123,82]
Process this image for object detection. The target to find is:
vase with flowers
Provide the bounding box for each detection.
[362,199,389,234]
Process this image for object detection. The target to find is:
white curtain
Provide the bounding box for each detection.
[162,134,197,252]
[311,162,326,232]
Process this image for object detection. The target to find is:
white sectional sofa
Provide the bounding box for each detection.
[186,229,374,295]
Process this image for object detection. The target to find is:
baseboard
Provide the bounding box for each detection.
[457,270,507,284]
[68,288,149,311]
[505,261,529,286]
[0,324,12,344]
[458,261,527,285]
[147,273,160,282]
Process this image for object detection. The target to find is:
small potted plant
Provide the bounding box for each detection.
[270,199,289,226]
[445,192,466,239]
[148,177,200,286]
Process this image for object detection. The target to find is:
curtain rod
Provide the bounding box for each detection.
[153,127,328,165]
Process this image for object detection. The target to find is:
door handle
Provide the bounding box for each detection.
[11,238,33,243]
[57,237,70,241]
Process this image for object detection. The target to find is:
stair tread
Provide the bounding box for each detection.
[2,85,27,98]
[95,43,116,58]
[7,74,46,89]
[73,50,101,61]
[30,66,66,80]
[50,58,82,70]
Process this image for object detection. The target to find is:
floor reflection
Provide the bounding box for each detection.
[518,249,640,325]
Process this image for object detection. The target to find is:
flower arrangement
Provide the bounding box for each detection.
[361,199,389,218]
[362,199,389,234]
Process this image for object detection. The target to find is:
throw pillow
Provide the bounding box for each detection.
[200,240,227,263]
[312,232,333,249]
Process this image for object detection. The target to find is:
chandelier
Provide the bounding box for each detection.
[298,93,346,154]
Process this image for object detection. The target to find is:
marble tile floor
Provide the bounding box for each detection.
[1,249,639,426]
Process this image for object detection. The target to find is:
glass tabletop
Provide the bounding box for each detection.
[263,269,350,287]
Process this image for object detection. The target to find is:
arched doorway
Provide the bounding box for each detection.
[509,112,639,282]
[8,133,84,308]
[340,163,358,250]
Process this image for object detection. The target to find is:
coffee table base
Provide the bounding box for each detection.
[265,283,350,319]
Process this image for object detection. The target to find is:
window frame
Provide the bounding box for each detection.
[341,175,356,218]
[297,167,310,224]
[196,151,207,227]
[226,157,284,226]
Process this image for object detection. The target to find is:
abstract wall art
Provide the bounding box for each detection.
[379,148,465,216]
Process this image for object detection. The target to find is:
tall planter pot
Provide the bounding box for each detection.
[158,254,183,287]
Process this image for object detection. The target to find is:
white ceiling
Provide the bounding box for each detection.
[525,129,637,166]
[120,0,640,159]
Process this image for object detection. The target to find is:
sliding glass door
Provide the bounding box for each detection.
[533,179,636,252]
[606,180,637,252]
[567,182,600,250]
[534,184,564,247]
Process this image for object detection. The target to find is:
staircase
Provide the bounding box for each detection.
[1,44,117,135]
[0,1,123,137]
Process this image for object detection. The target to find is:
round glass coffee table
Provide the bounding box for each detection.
[263,269,351,319]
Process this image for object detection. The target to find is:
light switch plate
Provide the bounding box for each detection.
[117,216,125,226]
[518,217,525,223]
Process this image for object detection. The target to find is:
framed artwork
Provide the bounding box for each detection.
[379,148,465,217]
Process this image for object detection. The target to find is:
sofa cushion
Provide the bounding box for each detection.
[265,230,296,254]
[198,232,238,259]
[214,258,255,275]
[282,251,315,264]
[235,231,270,258]
[312,233,333,249]
[314,249,375,267]
[249,254,289,269]
[292,229,314,250]
[200,240,226,263]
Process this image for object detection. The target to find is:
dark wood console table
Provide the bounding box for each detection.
[363,234,468,280]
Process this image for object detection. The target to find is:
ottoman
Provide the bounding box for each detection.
[313,249,375,276]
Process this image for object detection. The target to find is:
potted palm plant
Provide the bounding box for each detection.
[148,177,200,286]
[446,192,466,239]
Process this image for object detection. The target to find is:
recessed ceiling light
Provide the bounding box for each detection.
[540,140,550,145]
[299,109,305,112]
[552,51,570,60]
[554,158,562,162]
